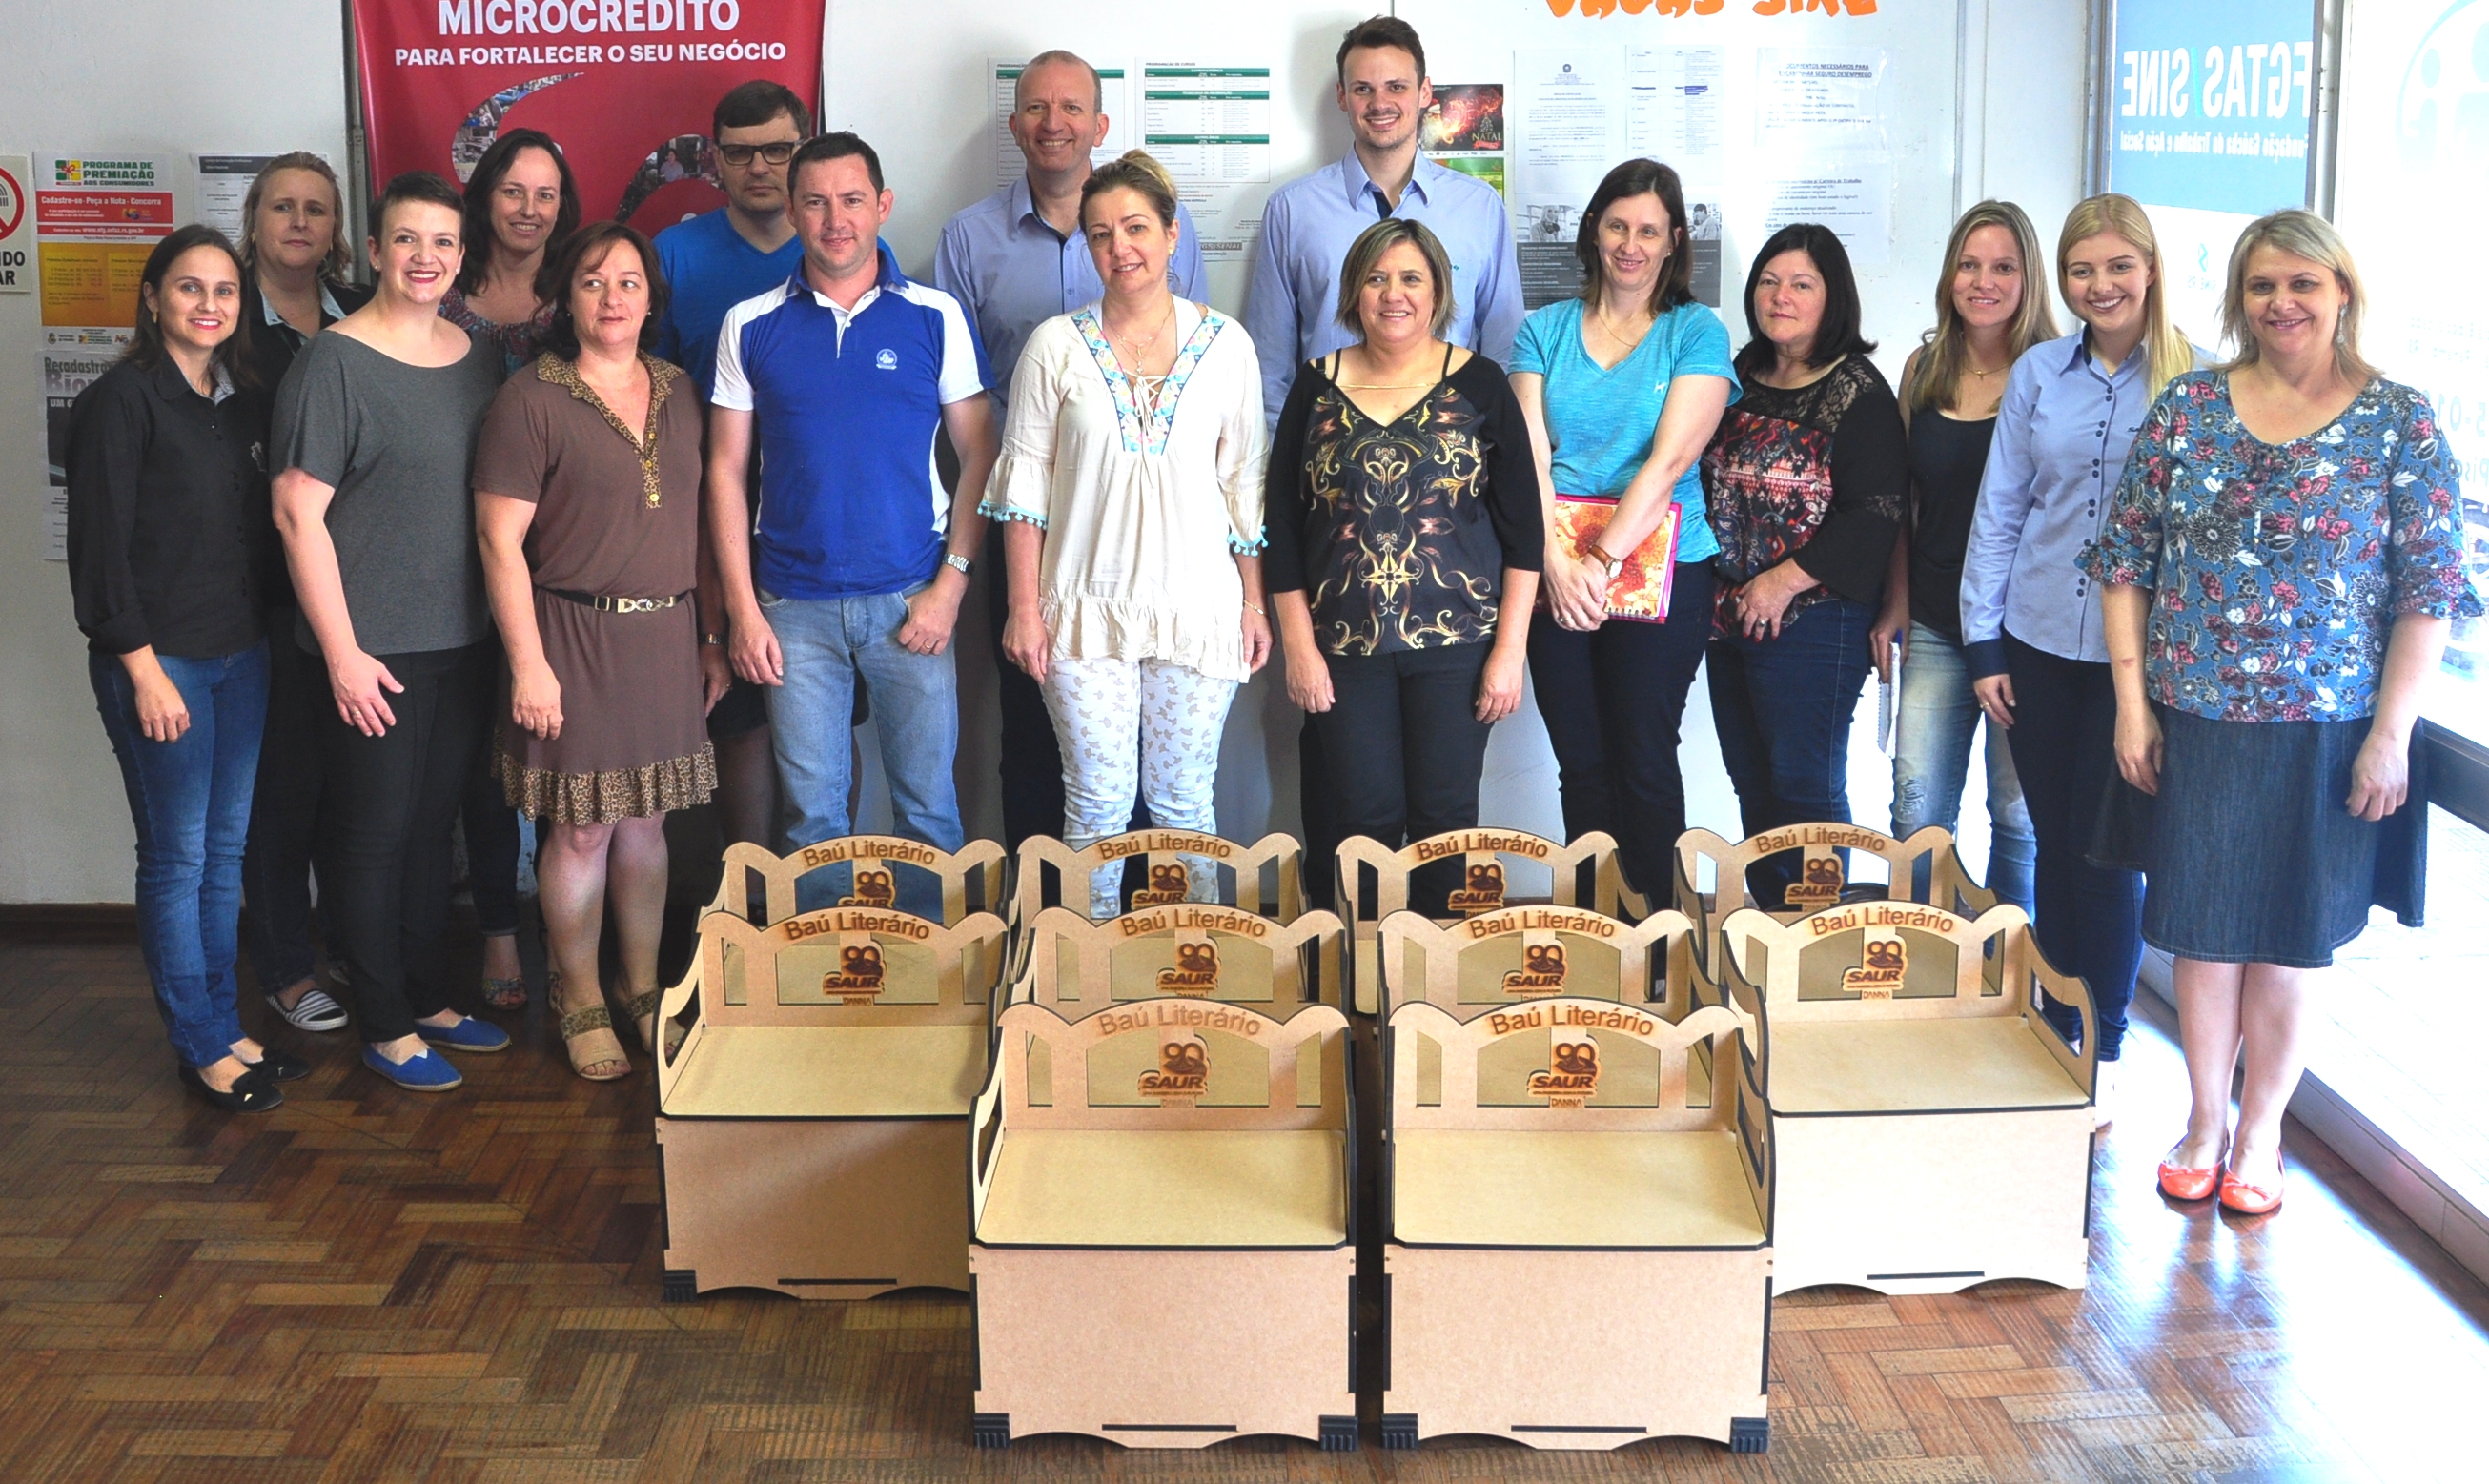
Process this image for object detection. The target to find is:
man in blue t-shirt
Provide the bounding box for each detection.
[707,132,997,912]
[654,80,810,855]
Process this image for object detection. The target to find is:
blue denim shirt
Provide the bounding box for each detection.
[933,175,1207,407]
[1244,150,1523,434]
[1960,331,2171,677]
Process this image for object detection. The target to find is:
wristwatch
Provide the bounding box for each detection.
[1582,539,1625,580]
[944,552,975,578]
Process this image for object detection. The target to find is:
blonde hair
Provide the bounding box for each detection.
[1079,150,1180,232]
[239,152,353,283]
[2219,208,2377,386]
[2055,193,2194,399]
[1906,200,2060,413]
[1334,216,1457,338]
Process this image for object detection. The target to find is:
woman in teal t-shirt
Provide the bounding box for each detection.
[1508,158,1739,895]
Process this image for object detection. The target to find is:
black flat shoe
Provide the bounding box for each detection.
[179,1064,283,1112]
[241,1048,313,1082]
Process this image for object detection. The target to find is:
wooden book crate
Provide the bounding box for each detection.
[652,903,1006,1301]
[1673,824,1998,977]
[969,999,1357,1451]
[1381,998,1771,1452]
[1336,829,1651,1017]
[1001,902,1345,1016]
[1708,900,2096,1295]
[708,834,1008,926]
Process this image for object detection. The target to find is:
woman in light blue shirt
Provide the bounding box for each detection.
[1509,158,1738,896]
[1959,193,2198,1118]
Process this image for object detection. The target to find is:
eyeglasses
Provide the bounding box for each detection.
[718,142,799,167]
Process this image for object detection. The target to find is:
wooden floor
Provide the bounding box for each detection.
[5,928,2486,1483]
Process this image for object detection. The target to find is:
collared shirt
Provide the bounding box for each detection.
[1244,149,1524,432]
[2085,372,2481,722]
[651,206,806,396]
[710,254,989,601]
[933,175,1209,406]
[66,357,267,658]
[1960,330,2178,676]
[240,274,370,613]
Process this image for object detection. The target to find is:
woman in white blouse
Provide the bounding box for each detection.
[988,150,1271,917]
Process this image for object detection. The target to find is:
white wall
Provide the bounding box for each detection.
[0,0,2088,903]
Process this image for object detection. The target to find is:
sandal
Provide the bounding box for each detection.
[556,990,631,1082]
[623,989,663,1057]
[480,974,528,1011]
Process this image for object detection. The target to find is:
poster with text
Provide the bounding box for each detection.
[2109,0,2314,218]
[354,0,824,237]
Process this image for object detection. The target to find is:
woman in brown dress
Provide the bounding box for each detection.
[474,221,721,1081]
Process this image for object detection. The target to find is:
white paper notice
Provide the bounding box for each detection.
[1762,156,1894,269]
[1626,47,1724,163]
[195,155,284,241]
[991,60,1132,191]
[43,328,131,560]
[1510,50,1622,307]
[1756,48,1887,149]
[1139,63,1273,262]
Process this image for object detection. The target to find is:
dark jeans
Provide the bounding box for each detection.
[241,622,327,992]
[1314,643,1495,917]
[983,523,1148,854]
[318,642,493,1045]
[92,643,270,1069]
[459,719,521,939]
[2002,632,2141,1060]
[1707,595,1874,908]
[1528,560,1715,898]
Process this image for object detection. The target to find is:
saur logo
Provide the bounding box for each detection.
[1786,854,1845,908]
[1155,941,1220,996]
[1131,862,1192,907]
[1138,1037,1209,1102]
[1841,936,1908,1000]
[1527,1036,1601,1107]
[822,944,886,1005]
[1446,861,1507,915]
[1501,942,1568,995]
[838,868,895,909]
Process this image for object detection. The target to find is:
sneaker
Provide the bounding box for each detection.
[362,1044,462,1092]
[417,1014,511,1054]
[2091,1059,2119,1129]
[266,986,350,1032]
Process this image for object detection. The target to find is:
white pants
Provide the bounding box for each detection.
[1041,657,1236,918]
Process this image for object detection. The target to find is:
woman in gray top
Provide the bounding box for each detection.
[271,172,513,1093]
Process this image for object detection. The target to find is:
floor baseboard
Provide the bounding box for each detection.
[0,903,139,942]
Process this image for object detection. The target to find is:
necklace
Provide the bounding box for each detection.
[1965,361,2007,378]
[1104,298,1174,357]
[1593,300,1655,354]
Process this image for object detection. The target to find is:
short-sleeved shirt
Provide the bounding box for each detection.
[651,207,805,396]
[271,331,500,656]
[1263,349,1543,656]
[710,256,989,601]
[1700,355,1908,629]
[2084,371,2482,722]
[1508,298,1739,564]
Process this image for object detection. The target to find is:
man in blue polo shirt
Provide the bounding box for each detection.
[1246,14,1524,906]
[932,48,1206,852]
[707,132,997,912]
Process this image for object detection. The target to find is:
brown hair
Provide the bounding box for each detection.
[239,152,352,283]
[1905,200,2060,413]
[1575,158,1695,315]
[537,221,668,360]
[1334,217,1456,338]
[125,224,255,390]
[2055,193,2194,399]
[453,129,582,295]
[2218,208,2377,386]
[1336,14,1425,80]
[1080,150,1180,231]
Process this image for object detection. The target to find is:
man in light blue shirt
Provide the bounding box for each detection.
[934,49,1206,850]
[1244,15,1523,433]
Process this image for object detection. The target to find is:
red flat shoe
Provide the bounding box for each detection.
[2218,1162,2284,1216]
[2158,1159,2222,1202]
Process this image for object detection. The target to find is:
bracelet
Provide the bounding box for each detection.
[700,632,725,647]
[1241,600,1266,616]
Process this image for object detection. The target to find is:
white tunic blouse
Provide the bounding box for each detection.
[984,299,1268,681]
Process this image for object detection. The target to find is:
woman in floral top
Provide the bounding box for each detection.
[2090,210,2482,1217]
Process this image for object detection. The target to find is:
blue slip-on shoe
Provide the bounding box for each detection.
[362,1044,463,1092]
[418,1014,511,1054]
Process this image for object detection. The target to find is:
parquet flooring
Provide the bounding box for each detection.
[4,924,2484,1483]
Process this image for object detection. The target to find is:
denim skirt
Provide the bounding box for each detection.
[2125,705,2381,968]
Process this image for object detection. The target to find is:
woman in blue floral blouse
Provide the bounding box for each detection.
[2089,210,2482,1217]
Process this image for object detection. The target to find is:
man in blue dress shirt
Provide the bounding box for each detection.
[1245,15,1524,903]
[934,50,1207,851]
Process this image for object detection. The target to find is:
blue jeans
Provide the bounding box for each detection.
[1891,621,2036,914]
[1706,598,1874,908]
[92,644,270,1069]
[762,588,963,917]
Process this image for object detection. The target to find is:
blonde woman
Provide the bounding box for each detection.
[1870,201,2058,917]
[2090,211,2479,1213]
[989,152,1270,918]
[1958,193,2197,1119]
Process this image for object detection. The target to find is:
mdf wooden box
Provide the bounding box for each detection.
[653,903,1007,1302]
[1710,900,2096,1295]
[1337,829,1651,1017]
[709,834,1008,926]
[969,999,1357,1451]
[1002,901,1346,1017]
[1673,824,1999,978]
[1381,999,1771,1453]
[1009,829,1310,955]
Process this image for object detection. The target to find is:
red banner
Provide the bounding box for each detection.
[353,1,824,236]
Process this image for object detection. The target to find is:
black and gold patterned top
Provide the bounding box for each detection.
[1262,349,1543,656]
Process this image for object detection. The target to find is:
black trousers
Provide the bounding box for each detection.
[240,620,328,991]
[1313,643,1494,918]
[2001,632,2142,1060]
[318,642,493,1045]
[459,716,522,938]
[1526,560,1714,898]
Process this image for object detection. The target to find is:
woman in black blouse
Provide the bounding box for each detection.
[1701,222,1908,907]
[1265,218,1543,910]
[66,225,311,1112]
